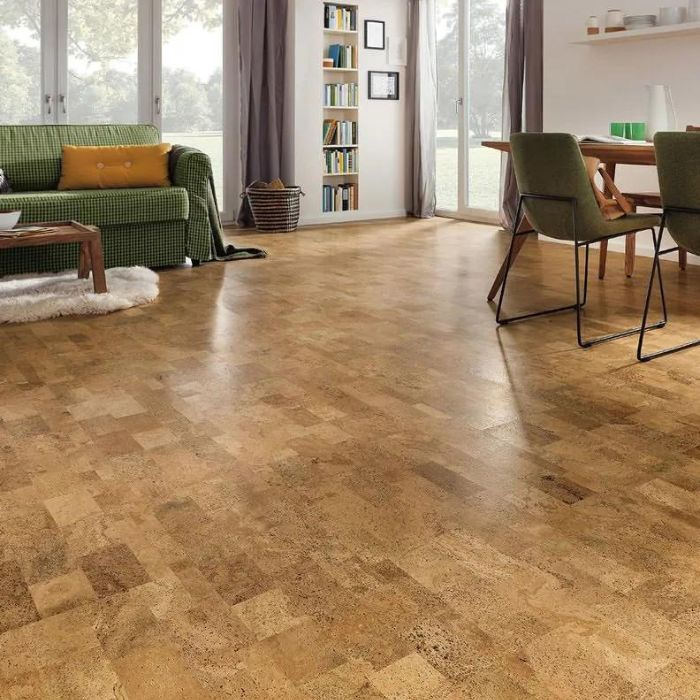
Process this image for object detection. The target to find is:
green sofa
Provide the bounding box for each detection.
[0,124,215,274]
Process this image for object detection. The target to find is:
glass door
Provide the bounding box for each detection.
[0,0,44,124]
[63,0,140,123]
[436,0,507,220]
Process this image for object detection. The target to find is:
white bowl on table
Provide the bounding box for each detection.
[0,210,21,231]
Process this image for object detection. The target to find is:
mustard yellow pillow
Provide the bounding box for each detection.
[58,144,172,190]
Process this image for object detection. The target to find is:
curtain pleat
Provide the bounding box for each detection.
[238,0,289,226]
[499,0,543,229]
[407,0,437,218]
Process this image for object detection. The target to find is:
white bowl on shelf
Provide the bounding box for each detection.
[0,210,21,231]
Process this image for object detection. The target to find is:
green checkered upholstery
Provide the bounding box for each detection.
[0,124,161,192]
[2,187,188,227]
[0,124,215,273]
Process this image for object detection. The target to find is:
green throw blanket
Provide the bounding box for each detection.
[171,145,267,261]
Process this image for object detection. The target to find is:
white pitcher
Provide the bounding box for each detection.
[646,84,678,140]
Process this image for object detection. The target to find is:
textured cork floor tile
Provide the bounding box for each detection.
[0,561,39,634]
[1,220,700,697]
[29,569,97,618]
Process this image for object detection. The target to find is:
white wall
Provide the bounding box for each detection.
[545,0,700,196]
[293,0,408,225]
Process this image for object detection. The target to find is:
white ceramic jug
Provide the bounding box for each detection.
[646,84,677,140]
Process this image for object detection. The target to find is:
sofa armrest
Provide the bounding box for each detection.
[169,145,214,262]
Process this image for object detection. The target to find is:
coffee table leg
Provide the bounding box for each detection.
[78,241,91,279]
[89,239,108,294]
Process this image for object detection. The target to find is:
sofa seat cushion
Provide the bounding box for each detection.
[0,186,189,228]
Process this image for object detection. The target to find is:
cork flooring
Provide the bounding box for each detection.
[2,217,700,699]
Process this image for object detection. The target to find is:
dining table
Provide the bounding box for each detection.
[482,140,659,302]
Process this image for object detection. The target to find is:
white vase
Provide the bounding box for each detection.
[646,84,678,140]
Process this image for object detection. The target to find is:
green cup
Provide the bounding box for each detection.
[610,122,626,137]
[626,122,646,140]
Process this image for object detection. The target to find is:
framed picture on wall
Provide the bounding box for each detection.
[368,71,399,100]
[364,20,386,50]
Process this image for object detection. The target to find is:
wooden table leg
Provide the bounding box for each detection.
[487,233,528,302]
[88,238,108,294]
[625,233,636,277]
[598,240,608,280]
[679,248,687,270]
[78,241,91,279]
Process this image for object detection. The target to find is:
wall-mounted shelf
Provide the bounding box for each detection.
[323,144,358,149]
[323,172,359,177]
[324,29,358,35]
[323,106,358,110]
[324,67,359,73]
[573,21,700,44]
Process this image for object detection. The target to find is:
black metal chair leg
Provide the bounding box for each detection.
[638,223,700,361]
[576,229,666,349]
[497,196,579,325]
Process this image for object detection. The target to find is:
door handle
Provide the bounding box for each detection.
[155,96,161,115]
[59,94,67,114]
[455,97,464,115]
[45,94,53,115]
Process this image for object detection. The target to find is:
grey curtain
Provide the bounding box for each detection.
[238,0,289,226]
[500,0,544,228]
[407,0,437,218]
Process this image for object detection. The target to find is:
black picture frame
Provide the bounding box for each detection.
[368,71,400,100]
[364,20,386,50]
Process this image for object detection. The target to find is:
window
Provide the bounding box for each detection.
[161,1,224,203]
[0,1,42,124]
[0,0,231,218]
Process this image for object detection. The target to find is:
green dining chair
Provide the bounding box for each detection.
[497,133,663,348]
[638,132,700,361]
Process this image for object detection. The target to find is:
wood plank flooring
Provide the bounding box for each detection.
[1,217,700,698]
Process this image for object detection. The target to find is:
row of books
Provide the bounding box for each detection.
[323,184,357,212]
[327,44,357,69]
[323,119,358,146]
[324,5,357,31]
[324,82,358,108]
[324,148,358,175]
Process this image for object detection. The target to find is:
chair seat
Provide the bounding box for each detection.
[0,186,189,228]
[624,191,662,209]
[597,212,661,239]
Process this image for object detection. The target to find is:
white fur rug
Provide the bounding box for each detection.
[0,266,159,323]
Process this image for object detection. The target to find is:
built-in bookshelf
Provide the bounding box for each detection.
[322,2,359,215]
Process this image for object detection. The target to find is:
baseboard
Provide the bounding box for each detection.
[298,209,408,227]
[548,236,700,266]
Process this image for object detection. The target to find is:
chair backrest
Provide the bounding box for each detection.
[510,133,604,241]
[654,131,700,255]
[686,125,700,132]
[0,124,160,192]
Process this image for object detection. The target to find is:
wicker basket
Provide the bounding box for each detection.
[243,182,305,233]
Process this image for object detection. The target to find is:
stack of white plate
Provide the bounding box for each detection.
[624,14,657,29]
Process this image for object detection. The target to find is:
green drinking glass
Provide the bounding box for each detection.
[626,122,647,140]
[610,122,626,138]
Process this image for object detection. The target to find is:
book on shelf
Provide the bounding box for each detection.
[326,43,357,69]
[323,120,357,146]
[324,4,357,31]
[323,183,357,213]
[323,82,359,107]
[324,147,358,175]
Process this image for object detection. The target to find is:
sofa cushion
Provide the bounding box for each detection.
[0,124,160,192]
[58,144,172,190]
[0,187,189,228]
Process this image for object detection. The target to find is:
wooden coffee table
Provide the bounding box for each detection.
[0,220,108,293]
